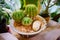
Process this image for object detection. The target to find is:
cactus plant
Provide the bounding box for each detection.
[12,10,25,22]
[25,4,38,18]
[22,17,33,26]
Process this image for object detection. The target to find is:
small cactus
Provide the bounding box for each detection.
[12,10,25,22]
[22,17,33,26]
[25,4,38,18]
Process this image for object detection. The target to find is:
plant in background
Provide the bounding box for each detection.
[22,17,33,26]
[0,7,4,22]
[0,7,10,25]
[12,10,25,23]
[3,11,10,25]
[40,0,60,22]
[0,0,5,4]
[40,0,52,22]
[40,0,52,17]
[51,9,60,22]
[5,0,21,11]
[0,0,10,9]
[56,0,60,6]
[25,4,38,18]
[0,0,11,25]
[20,0,25,10]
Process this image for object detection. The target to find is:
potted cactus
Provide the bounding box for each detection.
[11,4,46,37]
[11,0,46,38]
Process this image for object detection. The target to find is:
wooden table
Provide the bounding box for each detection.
[11,20,60,40]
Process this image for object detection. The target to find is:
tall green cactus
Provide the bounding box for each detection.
[12,10,25,22]
[25,4,38,18]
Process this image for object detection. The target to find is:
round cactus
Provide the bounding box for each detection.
[22,17,33,26]
[12,10,25,22]
[25,4,38,18]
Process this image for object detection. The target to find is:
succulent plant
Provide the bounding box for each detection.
[25,4,38,18]
[22,17,33,26]
[12,10,25,22]
[0,7,10,25]
[3,11,10,25]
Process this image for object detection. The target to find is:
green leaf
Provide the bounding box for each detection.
[20,0,25,10]
[0,7,4,23]
[0,0,5,4]
[51,12,57,18]
[3,11,10,25]
[56,0,60,6]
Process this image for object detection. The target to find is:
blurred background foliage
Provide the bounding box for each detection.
[0,0,10,9]
[0,0,60,23]
[0,0,10,25]
[40,0,60,23]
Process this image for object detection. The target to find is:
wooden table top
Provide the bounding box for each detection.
[11,20,60,40]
